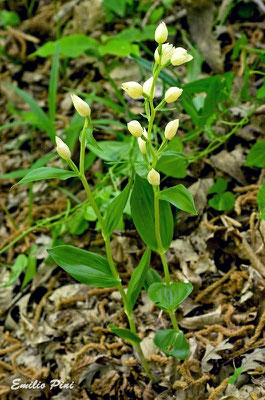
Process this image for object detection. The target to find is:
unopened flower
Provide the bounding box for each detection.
[171,47,193,66]
[147,169,160,186]
[71,94,91,118]
[143,77,155,98]
[56,136,71,160]
[138,137,147,154]
[164,119,179,140]
[121,82,143,99]
[127,120,143,137]
[155,22,168,44]
[155,43,175,65]
[165,87,183,103]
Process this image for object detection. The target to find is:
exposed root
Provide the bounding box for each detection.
[88,287,118,296]
[57,296,86,310]
[246,309,265,348]
[11,346,26,373]
[223,304,237,329]
[195,268,236,303]
[147,355,168,365]
[208,378,229,400]
[232,231,265,277]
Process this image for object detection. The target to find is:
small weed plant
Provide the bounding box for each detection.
[14,22,198,380]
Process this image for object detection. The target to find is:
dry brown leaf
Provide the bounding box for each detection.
[201,339,233,372]
[180,305,223,330]
[186,0,224,73]
[210,148,246,185]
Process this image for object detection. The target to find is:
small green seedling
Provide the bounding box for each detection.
[208,178,235,211]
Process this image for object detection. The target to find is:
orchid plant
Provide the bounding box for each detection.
[15,22,197,380]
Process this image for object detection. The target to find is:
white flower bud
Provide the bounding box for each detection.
[147,169,160,186]
[165,87,183,103]
[171,47,193,66]
[127,120,143,137]
[143,77,155,98]
[121,82,143,99]
[155,22,168,44]
[143,128,147,138]
[164,119,179,140]
[55,136,71,160]
[137,137,147,154]
[71,94,91,117]
[155,43,175,65]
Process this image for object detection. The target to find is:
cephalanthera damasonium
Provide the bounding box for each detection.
[121,21,195,362]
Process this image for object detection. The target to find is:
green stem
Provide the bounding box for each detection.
[169,310,179,332]
[79,118,89,176]
[160,252,170,286]
[153,189,180,333]
[153,187,164,252]
[77,125,154,381]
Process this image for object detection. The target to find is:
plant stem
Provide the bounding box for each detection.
[79,118,89,176]
[169,310,179,332]
[153,169,180,334]
[153,187,164,254]
[77,124,155,381]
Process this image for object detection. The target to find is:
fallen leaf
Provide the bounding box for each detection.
[201,339,233,372]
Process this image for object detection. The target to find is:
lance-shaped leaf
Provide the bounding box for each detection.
[154,329,190,359]
[108,324,142,345]
[127,247,151,312]
[148,282,193,311]
[144,268,163,291]
[130,174,173,251]
[48,245,120,288]
[85,126,102,151]
[158,184,197,215]
[105,180,131,237]
[15,167,78,187]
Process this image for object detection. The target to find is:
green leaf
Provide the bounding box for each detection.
[228,367,243,384]
[245,140,265,168]
[7,84,55,141]
[3,254,28,287]
[105,181,131,237]
[257,181,265,217]
[88,141,131,162]
[148,282,193,311]
[108,324,142,345]
[48,245,120,288]
[154,329,190,359]
[48,45,60,123]
[158,185,197,215]
[31,35,98,58]
[66,210,89,235]
[15,167,78,186]
[21,246,37,289]
[127,248,151,312]
[0,10,20,27]
[99,39,139,57]
[209,192,235,211]
[130,174,174,251]
[157,152,187,178]
[85,127,102,151]
[103,0,126,17]
[144,269,163,291]
[232,34,247,59]
[208,178,228,194]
